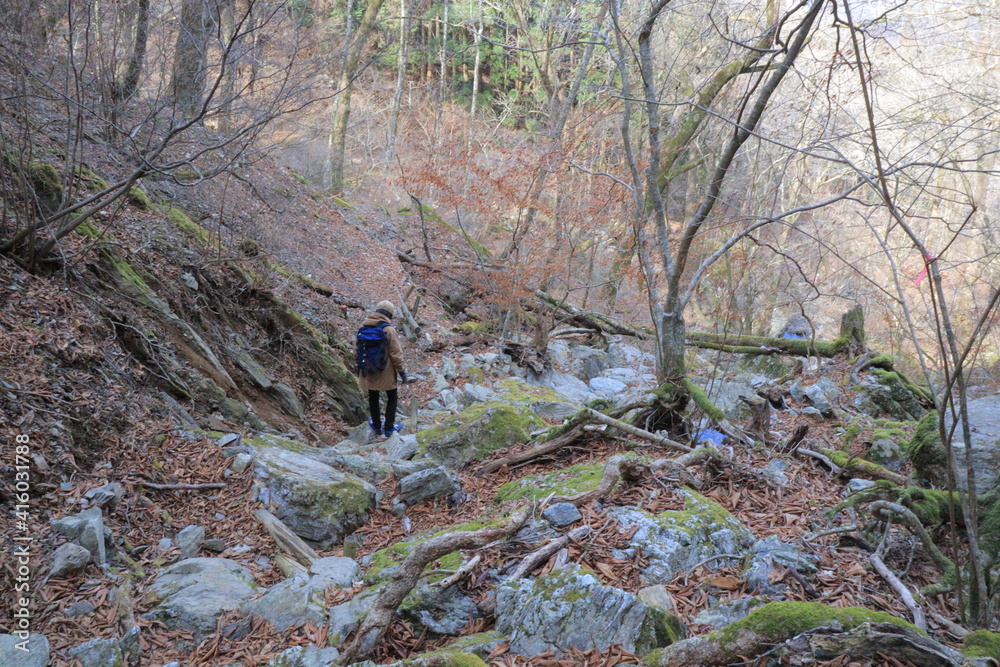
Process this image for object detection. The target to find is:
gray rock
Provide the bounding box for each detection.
[119,626,141,667]
[496,564,681,657]
[693,595,767,629]
[67,637,123,667]
[84,481,125,510]
[460,383,495,407]
[949,393,1000,492]
[610,490,756,585]
[542,502,582,527]
[308,556,360,587]
[48,543,91,580]
[398,467,461,506]
[607,342,653,367]
[391,458,437,478]
[231,452,254,474]
[175,525,206,559]
[66,600,96,617]
[513,519,559,545]
[742,536,818,596]
[399,579,480,635]
[637,585,678,614]
[603,367,640,383]
[232,348,274,390]
[855,374,925,421]
[252,436,376,548]
[589,376,628,398]
[51,508,111,565]
[267,645,341,667]
[569,347,610,380]
[532,401,579,421]
[327,586,382,644]
[442,357,459,380]
[847,478,876,494]
[690,377,760,421]
[145,558,257,642]
[417,403,544,468]
[386,434,419,461]
[241,575,328,631]
[432,373,450,393]
[537,371,596,404]
[547,340,571,368]
[217,433,242,448]
[796,377,839,415]
[203,538,227,552]
[869,437,906,471]
[315,450,392,483]
[272,381,305,418]
[348,422,378,447]
[0,633,49,667]
[762,459,789,487]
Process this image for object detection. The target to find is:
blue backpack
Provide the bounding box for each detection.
[356,322,390,377]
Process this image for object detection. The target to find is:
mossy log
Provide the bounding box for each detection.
[805,622,973,665]
[686,331,852,357]
[815,448,909,485]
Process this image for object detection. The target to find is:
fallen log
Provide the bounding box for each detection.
[686,331,851,357]
[533,290,652,339]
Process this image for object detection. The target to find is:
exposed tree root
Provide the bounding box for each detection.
[869,500,956,594]
[337,505,531,664]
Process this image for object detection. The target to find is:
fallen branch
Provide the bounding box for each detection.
[435,554,480,589]
[534,290,651,339]
[582,408,691,453]
[508,525,592,581]
[254,508,319,566]
[796,447,844,475]
[339,506,531,663]
[870,552,926,631]
[477,412,590,476]
[550,454,647,506]
[816,448,909,485]
[869,501,955,591]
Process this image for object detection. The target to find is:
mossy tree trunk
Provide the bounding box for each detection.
[171,0,213,117]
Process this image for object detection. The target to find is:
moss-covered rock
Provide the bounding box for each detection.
[853,369,928,422]
[641,601,919,666]
[963,630,1000,660]
[906,411,948,486]
[494,462,604,503]
[611,489,756,584]
[417,401,544,468]
[496,564,682,657]
[127,186,154,210]
[251,438,376,548]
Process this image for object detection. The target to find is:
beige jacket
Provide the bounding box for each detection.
[357,312,405,391]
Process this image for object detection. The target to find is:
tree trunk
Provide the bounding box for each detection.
[118,0,150,101]
[328,0,389,192]
[657,310,686,382]
[385,0,409,160]
[171,0,212,117]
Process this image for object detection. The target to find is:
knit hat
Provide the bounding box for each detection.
[375,300,395,317]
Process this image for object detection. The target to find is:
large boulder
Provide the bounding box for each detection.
[854,370,926,421]
[496,564,683,657]
[145,558,258,642]
[251,436,376,548]
[0,634,49,667]
[398,466,461,506]
[417,401,544,468]
[610,489,756,585]
[67,637,124,667]
[495,462,604,503]
[689,376,765,421]
[241,575,328,631]
[267,645,340,667]
[949,393,1000,492]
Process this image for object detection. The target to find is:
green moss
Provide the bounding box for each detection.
[875,419,913,430]
[872,428,908,441]
[843,423,862,448]
[74,164,109,191]
[905,411,947,485]
[868,353,894,370]
[172,170,199,182]
[417,401,544,467]
[105,249,153,294]
[401,653,487,667]
[963,630,1000,659]
[979,493,1000,559]
[682,378,726,423]
[76,219,101,238]
[873,368,933,405]
[585,398,613,411]
[495,462,604,503]
[686,331,851,358]
[331,195,354,209]
[127,186,154,210]
[717,601,920,646]
[457,321,487,334]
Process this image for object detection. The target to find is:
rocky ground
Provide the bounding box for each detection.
[6,309,1000,666]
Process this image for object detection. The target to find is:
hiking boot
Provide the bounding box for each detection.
[382,423,403,438]
[368,419,382,437]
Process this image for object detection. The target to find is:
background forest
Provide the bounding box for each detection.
[3,0,1000,665]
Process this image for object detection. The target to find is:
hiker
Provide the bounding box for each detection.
[356,300,407,437]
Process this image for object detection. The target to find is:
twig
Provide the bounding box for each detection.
[796,447,843,475]
[435,554,481,588]
[137,480,227,490]
[870,552,926,631]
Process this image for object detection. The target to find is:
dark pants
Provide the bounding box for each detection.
[368,389,398,432]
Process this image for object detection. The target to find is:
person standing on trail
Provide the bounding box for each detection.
[356,300,407,437]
